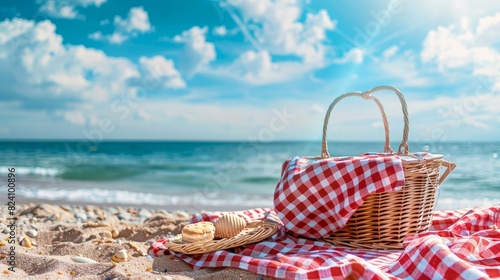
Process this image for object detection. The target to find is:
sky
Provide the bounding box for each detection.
[0,0,500,142]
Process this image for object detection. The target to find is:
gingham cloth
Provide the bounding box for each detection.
[274,153,405,238]
[148,206,500,280]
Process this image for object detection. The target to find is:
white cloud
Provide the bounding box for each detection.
[214,50,313,85]
[38,0,107,19]
[212,0,335,84]
[173,26,216,75]
[139,56,186,89]
[377,46,431,87]
[0,18,140,106]
[88,6,153,44]
[382,45,398,60]
[136,109,151,120]
[0,18,184,128]
[334,48,364,64]
[222,0,335,64]
[63,111,86,125]
[421,12,500,89]
[115,6,152,34]
[87,31,102,40]
[213,25,228,36]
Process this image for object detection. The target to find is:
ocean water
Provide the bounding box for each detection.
[0,141,498,211]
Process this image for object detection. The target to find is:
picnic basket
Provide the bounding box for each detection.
[318,86,456,249]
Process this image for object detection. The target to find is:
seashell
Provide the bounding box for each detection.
[214,214,247,239]
[111,249,128,263]
[111,229,119,239]
[18,236,32,248]
[26,229,38,238]
[71,256,97,264]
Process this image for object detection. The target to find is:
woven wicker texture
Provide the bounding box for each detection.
[165,221,277,254]
[321,86,456,249]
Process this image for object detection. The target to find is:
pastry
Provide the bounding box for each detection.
[214,214,246,238]
[181,222,215,243]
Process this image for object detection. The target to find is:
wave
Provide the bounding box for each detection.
[0,166,61,177]
[240,176,279,184]
[0,162,215,182]
[59,166,144,181]
[12,187,274,209]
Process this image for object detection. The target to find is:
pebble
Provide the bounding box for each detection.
[83,221,109,228]
[86,212,96,220]
[60,205,71,211]
[175,210,190,219]
[163,212,176,220]
[48,213,60,221]
[71,256,98,264]
[117,213,131,220]
[75,213,87,222]
[1,226,9,234]
[138,209,152,219]
[108,207,119,215]
[111,229,119,239]
[94,209,106,218]
[25,229,38,238]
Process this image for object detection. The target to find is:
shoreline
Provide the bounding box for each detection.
[8,195,273,212]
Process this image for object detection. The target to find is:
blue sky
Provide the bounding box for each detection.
[1,0,500,142]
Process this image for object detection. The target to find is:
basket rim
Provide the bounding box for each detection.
[164,221,277,255]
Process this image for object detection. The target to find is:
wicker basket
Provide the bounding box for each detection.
[321,86,456,250]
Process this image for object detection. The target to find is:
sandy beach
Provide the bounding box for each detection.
[0,203,268,279]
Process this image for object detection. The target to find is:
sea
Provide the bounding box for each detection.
[0,141,499,211]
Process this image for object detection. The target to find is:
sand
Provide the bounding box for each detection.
[0,203,268,279]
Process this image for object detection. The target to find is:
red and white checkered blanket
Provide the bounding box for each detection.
[148,206,500,279]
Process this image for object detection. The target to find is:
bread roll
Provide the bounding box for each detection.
[214,214,246,238]
[181,222,215,243]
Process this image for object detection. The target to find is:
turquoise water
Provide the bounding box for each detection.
[0,141,498,210]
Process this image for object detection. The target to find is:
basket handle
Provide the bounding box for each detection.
[438,160,456,185]
[321,86,410,158]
